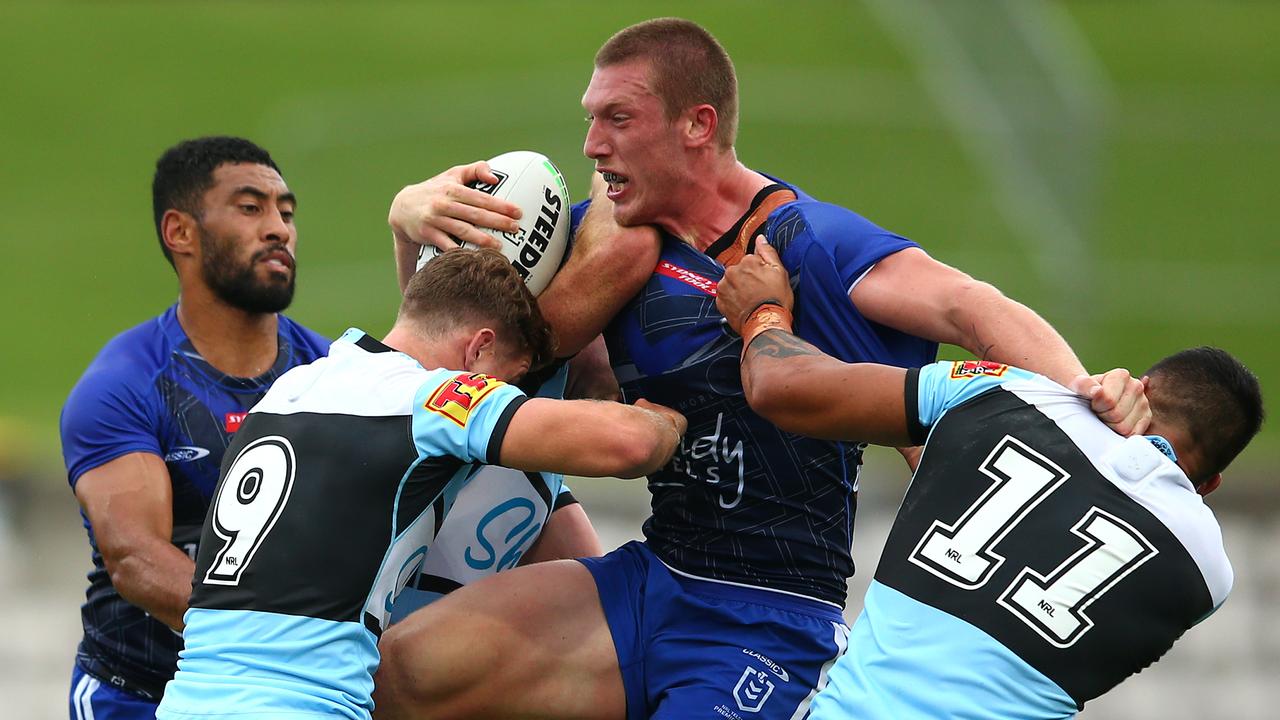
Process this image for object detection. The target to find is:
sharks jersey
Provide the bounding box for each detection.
[59,304,328,699]
[390,367,578,619]
[810,361,1233,719]
[156,329,528,720]
[584,176,936,605]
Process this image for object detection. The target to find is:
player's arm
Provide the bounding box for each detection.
[73,452,193,631]
[389,161,522,293]
[536,174,661,357]
[849,248,1149,435]
[499,398,685,479]
[520,502,604,564]
[718,241,913,446]
[563,335,620,401]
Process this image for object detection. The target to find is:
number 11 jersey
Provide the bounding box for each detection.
[811,361,1232,719]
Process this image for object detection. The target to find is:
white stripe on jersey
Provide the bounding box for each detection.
[788,622,850,720]
[252,335,430,419]
[1002,376,1233,608]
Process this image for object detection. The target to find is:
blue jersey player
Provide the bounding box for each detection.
[154,249,683,720]
[377,19,1149,720]
[715,250,1262,718]
[60,137,328,719]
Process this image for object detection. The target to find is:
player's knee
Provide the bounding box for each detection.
[375,618,483,718]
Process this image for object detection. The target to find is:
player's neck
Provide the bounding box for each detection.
[176,286,280,379]
[382,325,456,371]
[661,157,771,252]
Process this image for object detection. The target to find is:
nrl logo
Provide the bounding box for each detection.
[470,170,509,196]
[733,667,775,713]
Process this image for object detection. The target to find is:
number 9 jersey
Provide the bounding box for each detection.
[810,361,1232,719]
[156,329,528,720]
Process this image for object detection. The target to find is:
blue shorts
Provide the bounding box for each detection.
[70,663,158,720]
[580,541,850,720]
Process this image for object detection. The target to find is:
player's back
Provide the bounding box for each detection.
[157,329,526,720]
[811,362,1232,718]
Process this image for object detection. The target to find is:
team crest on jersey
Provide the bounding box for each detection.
[949,360,1009,380]
[426,373,506,427]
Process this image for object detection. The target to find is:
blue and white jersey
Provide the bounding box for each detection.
[156,329,528,720]
[578,175,936,606]
[390,367,578,619]
[59,304,328,699]
[810,361,1233,719]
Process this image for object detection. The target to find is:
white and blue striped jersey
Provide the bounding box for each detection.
[156,329,527,720]
[389,367,578,618]
[810,360,1232,719]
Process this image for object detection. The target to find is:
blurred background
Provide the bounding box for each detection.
[1,1,1275,718]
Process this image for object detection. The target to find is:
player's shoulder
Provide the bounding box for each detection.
[254,329,428,418]
[276,314,331,361]
[757,174,917,265]
[65,309,177,408]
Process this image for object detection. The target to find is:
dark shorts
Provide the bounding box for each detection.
[579,541,850,720]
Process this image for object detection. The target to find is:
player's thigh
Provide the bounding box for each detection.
[69,665,158,720]
[375,558,623,720]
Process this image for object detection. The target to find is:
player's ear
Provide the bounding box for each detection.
[684,104,718,149]
[162,209,199,260]
[1196,473,1222,497]
[462,328,498,372]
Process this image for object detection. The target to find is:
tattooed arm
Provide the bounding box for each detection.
[741,328,914,447]
[718,241,913,447]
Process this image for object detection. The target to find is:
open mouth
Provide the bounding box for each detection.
[600,170,629,199]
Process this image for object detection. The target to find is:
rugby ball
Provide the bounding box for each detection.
[415,150,571,296]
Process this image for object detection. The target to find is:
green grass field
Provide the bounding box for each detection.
[2,1,1276,487]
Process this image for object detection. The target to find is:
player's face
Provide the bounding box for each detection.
[195,163,298,314]
[582,59,688,227]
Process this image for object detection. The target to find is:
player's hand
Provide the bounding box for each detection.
[716,237,793,334]
[635,398,688,438]
[388,161,521,252]
[1069,368,1152,436]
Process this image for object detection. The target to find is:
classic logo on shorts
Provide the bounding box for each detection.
[732,667,776,713]
[426,373,506,427]
[949,360,1009,380]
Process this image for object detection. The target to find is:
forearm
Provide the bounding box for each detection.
[538,199,659,356]
[743,329,913,447]
[393,230,419,294]
[108,542,196,631]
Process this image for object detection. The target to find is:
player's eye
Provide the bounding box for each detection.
[239,204,261,215]
[612,114,629,125]
[280,210,295,223]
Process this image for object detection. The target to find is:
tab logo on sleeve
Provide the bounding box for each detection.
[949,360,1009,380]
[426,373,506,427]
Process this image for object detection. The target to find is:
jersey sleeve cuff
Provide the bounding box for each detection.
[905,368,928,445]
[485,395,529,464]
[553,488,580,511]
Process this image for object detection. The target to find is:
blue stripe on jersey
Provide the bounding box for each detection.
[810,581,1076,720]
[160,609,375,720]
[915,360,1039,428]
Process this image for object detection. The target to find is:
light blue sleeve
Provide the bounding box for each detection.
[914,360,1038,429]
[411,370,528,464]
